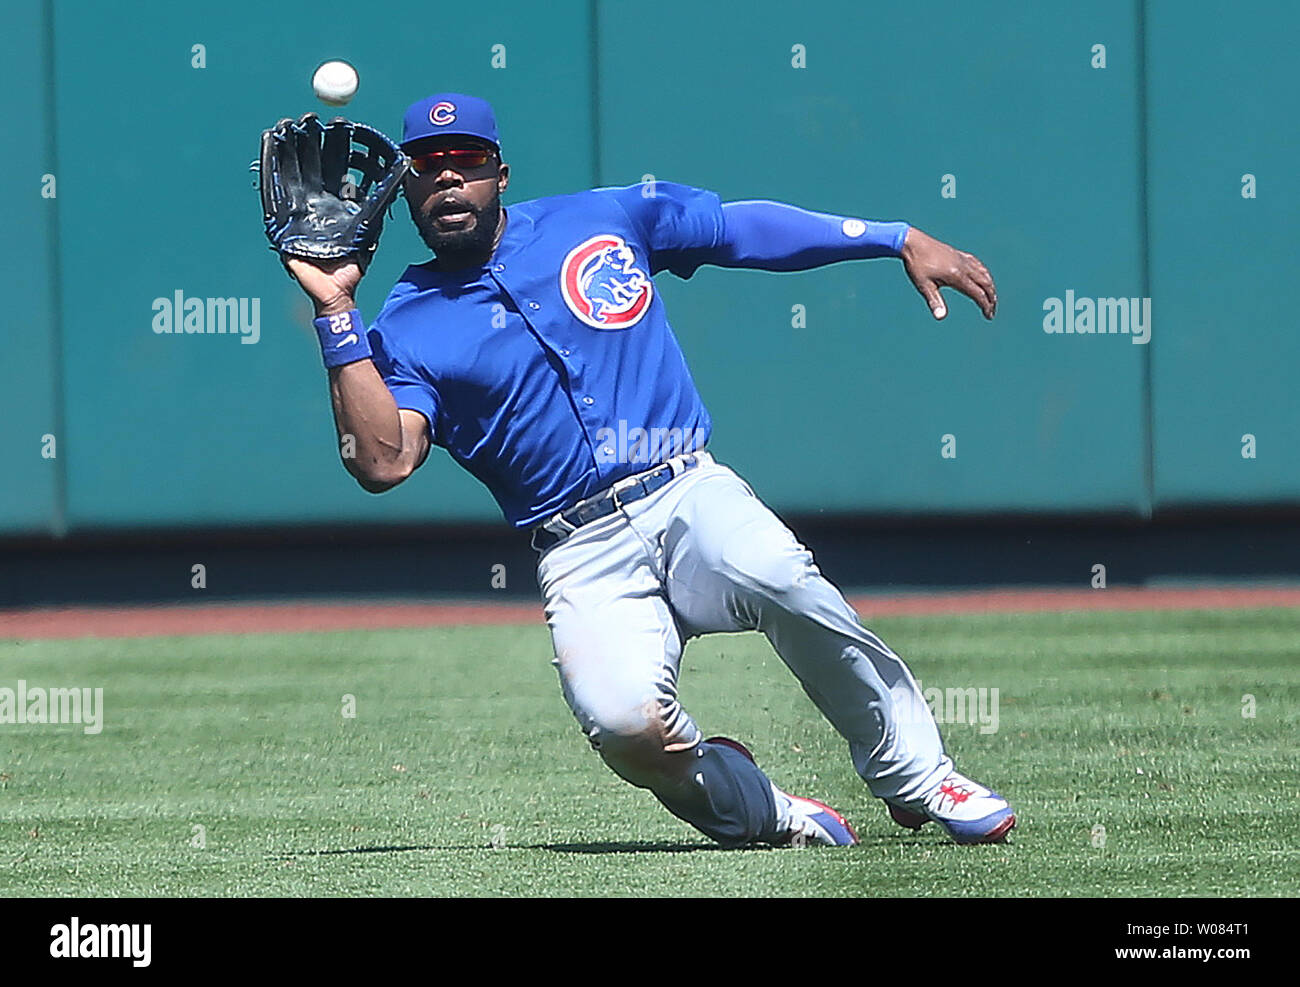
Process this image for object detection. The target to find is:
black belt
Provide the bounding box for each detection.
[530,452,709,553]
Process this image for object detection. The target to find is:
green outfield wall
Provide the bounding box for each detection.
[4,0,1295,535]
[3,2,62,533]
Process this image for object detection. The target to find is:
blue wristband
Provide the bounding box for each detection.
[314,309,372,368]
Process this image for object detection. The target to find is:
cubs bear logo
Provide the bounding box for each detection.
[560,234,653,329]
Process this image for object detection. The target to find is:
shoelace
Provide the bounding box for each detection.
[931,776,976,812]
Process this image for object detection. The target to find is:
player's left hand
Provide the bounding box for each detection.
[900,227,997,321]
[258,113,409,275]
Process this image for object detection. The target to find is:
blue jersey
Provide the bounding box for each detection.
[368,182,725,529]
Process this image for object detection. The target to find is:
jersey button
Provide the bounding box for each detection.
[494,264,505,272]
[560,348,571,357]
[528,301,541,310]
[583,396,594,405]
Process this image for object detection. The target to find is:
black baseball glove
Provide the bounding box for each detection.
[259,112,409,272]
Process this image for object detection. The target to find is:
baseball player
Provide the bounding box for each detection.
[263,92,1014,847]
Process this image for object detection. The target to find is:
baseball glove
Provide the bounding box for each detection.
[259,112,409,272]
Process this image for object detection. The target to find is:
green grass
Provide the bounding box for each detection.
[1,608,1297,897]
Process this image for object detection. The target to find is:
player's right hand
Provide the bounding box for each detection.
[285,256,364,317]
[899,227,997,321]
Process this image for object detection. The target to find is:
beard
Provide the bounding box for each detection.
[411,194,501,263]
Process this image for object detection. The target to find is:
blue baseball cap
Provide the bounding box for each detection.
[401,92,500,150]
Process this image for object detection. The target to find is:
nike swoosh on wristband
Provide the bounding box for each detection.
[334,333,359,347]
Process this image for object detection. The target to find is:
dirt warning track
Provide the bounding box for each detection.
[2,585,1298,641]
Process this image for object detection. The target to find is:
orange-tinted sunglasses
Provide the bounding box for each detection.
[408,147,495,176]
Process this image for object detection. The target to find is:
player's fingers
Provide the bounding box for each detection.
[971,257,997,303]
[962,272,996,319]
[979,275,998,318]
[957,255,996,318]
[917,279,947,320]
[975,269,998,318]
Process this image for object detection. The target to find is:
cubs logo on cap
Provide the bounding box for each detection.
[560,234,654,330]
[429,101,457,125]
[402,92,500,150]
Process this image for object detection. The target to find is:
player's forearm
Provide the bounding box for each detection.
[328,360,415,492]
[708,200,909,271]
[309,305,423,491]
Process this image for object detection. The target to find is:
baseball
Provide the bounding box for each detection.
[312,60,359,107]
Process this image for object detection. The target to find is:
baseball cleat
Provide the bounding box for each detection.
[773,790,860,847]
[887,802,929,830]
[885,771,1016,845]
[704,736,859,847]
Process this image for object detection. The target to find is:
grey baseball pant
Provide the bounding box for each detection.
[534,452,953,845]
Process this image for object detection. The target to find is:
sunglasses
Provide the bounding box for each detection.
[408,147,495,176]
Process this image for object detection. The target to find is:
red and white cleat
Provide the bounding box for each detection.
[886,771,1016,845]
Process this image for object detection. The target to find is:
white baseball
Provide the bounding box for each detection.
[312,60,359,107]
